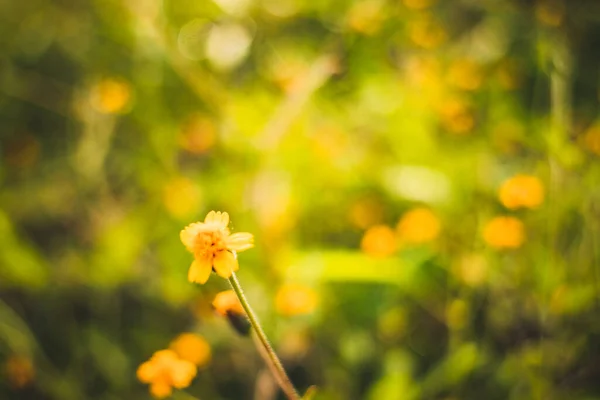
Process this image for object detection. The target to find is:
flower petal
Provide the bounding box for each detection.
[150,380,172,398]
[204,211,229,229]
[180,223,204,252]
[213,251,237,279]
[170,360,197,388]
[136,361,157,383]
[226,232,254,252]
[188,257,212,284]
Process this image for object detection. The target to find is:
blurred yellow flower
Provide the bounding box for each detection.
[397,207,441,244]
[276,284,318,316]
[408,13,446,49]
[347,0,385,35]
[453,254,488,287]
[447,59,483,91]
[163,177,202,218]
[180,211,254,284]
[403,0,435,9]
[438,97,475,134]
[5,355,34,388]
[178,115,217,154]
[580,123,600,156]
[360,225,397,257]
[212,290,245,316]
[482,216,525,249]
[498,175,544,210]
[169,333,211,367]
[137,350,197,398]
[90,78,132,114]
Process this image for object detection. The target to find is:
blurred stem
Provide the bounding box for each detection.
[228,272,301,400]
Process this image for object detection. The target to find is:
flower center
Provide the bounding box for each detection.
[194,229,227,259]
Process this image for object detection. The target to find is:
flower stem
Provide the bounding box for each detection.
[228,272,301,400]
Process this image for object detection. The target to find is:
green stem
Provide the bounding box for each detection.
[228,272,301,400]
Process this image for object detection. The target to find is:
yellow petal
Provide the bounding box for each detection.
[204,210,216,224]
[204,210,229,229]
[226,232,254,252]
[136,361,156,383]
[150,380,172,398]
[217,211,230,227]
[213,251,237,279]
[170,360,197,388]
[180,223,203,252]
[188,257,212,284]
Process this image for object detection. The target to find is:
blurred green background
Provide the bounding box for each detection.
[1,0,600,399]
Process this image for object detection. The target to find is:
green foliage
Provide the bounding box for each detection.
[1,0,600,399]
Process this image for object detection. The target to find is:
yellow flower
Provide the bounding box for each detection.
[212,290,250,335]
[438,97,475,134]
[498,175,544,210]
[275,284,318,316]
[137,350,197,398]
[447,59,483,91]
[346,0,385,35]
[403,0,435,9]
[408,13,447,49]
[482,216,525,249]
[90,78,132,114]
[178,114,217,154]
[212,290,245,316]
[169,333,211,367]
[163,177,203,219]
[5,355,34,389]
[360,225,397,257]
[397,207,441,244]
[180,211,254,284]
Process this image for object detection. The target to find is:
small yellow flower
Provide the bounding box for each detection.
[438,97,475,134]
[180,211,254,284]
[90,78,132,114]
[5,355,34,389]
[498,175,544,210]
[397,207,441,244]
[137,350,197,398]
[482,216,525,249]
[169,333,211,367]
[360,225,397,257]
[447,59,483,91]
[212,290,245,316]
[275,284,318,316]
[408,13,447,49]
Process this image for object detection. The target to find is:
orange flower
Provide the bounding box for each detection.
[180,211,254,284]
[137,350,197,398]
[360,225,397,257]
[498,175,544,210]
[169,333,211,367]
[5,355,34,388]
[397,207,441,244]
[212,290,250,335]
[212,290,245,316]
[482,216,525,249]
[276,284,318,316]
[90,78,132,114]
